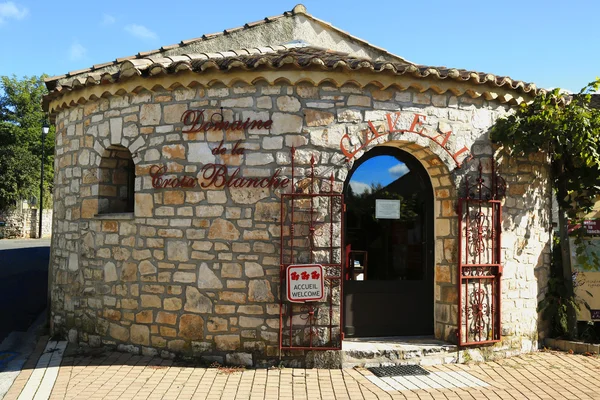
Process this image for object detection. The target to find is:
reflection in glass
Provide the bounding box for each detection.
[347,155,428,281]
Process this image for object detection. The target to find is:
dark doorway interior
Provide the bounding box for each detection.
[344,146,434,337]
[0,239,50,343]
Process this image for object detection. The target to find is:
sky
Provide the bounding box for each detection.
[0,0,599,92]
[349,156,409,194]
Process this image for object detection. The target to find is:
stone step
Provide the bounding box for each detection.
[341,337,459,368]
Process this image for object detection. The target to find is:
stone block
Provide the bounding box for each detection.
[167,240,189,261]
[297,86,319,98]
[130,324,150,346]
[244,262,264,278]
[347,95,371,107]
[435,265,451,283]
[156,312,177,325]
[238,305,263,315]
[179,314,204,340]
[254,202,280,222]
[184,286,213,313]
[121,262,137,281]
[81,198,98,218]
[226,353,253,367]
[135,310,153,324]
[239,316,263,328]
[135,193,154,217]
[196,205,224,217]
[188,142,215,163]
[256,96,272,109]
[160,326,177,337]
[207,317,228,332]
[104,262,118,282]
[215,305,236,315]
[110,323,129,342]
[221,97,254,108]
[164,297,182,311]
[222,263,242,278]
[163,144,186,159]
[305,109,334,126]
[141,295,161,308]
[164,191,185,205]
[243,230,269,241]
[215,335,240,351]
[197,263,223,289]
[104,309,121,321]
[337,109,361,122]
[208,219,240,240]
[262,136,283,150]
[277,96,301,112]
[164,104,188,124]
[140,104,161,125]
[219,292,247,303]
[173,272,196,283]
[248,280,274,302]
[271,113,303,134]
[207,191,227,204]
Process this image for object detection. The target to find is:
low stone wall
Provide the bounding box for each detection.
[0,209,53,239]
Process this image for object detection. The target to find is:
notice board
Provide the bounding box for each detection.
[570,237,600,321]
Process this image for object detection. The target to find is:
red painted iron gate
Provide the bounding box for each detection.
[457,162,505,346]
[279,149,344,350]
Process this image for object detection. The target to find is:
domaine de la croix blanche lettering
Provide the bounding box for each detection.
[340,112,471,168]
[150,109,290,190]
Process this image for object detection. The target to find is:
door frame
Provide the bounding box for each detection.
[342,145,435,337]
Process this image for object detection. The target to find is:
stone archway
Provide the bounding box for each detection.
[342,140,459,341]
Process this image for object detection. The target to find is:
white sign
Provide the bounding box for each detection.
[286,264,324,302]
[375,199,401,219]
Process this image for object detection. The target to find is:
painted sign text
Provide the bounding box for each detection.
[339,112,471,168]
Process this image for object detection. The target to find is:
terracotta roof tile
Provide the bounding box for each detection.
[67,68,92,76]
[46,45,539,102]
[180,37,204,45]
[45,4,412,84]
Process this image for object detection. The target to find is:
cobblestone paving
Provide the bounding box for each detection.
[4,349,600,400]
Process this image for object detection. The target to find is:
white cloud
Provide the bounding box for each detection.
[69,42,87,61]
[125,24,158,40]
[349,181,371,195]
[388,163,410,179]
[0,2,28,24]
[102,13,115,25]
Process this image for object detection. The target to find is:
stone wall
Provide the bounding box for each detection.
[0,208,52,239]
[49,80,551,366]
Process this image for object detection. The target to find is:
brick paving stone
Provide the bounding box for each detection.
[6,350,600,399]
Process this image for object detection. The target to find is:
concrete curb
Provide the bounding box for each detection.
[545,337,600,354]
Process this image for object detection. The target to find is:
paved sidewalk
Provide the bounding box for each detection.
[4,343,600,400]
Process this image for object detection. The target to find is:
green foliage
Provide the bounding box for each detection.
[538,236,588,339]
[0,75,54,210]
[491,80,600,217]
[491,79,600,271]
[0,144,40,210]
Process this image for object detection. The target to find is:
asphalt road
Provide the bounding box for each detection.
[0,239,50,343]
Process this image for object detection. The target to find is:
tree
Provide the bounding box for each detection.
[490,79,600,338]
[0,75,54,210]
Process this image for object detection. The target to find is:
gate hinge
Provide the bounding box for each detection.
[343,203,347,212]
[341,332,345,340]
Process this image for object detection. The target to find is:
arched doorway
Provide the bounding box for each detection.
[343,146,434,337]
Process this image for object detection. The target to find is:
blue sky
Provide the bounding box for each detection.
[349,156,408,194]
[0,1,598,92]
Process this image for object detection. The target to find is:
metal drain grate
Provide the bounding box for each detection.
[368,365,430,377]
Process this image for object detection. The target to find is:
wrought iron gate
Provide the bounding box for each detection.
[458,161,505,346]
[279,148,344,350]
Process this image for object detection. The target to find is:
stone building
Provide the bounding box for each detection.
[43,5,552,367]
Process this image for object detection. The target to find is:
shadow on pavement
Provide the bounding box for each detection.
[0,246,49,343]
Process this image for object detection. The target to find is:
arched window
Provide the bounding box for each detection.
[98,145,135,214]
